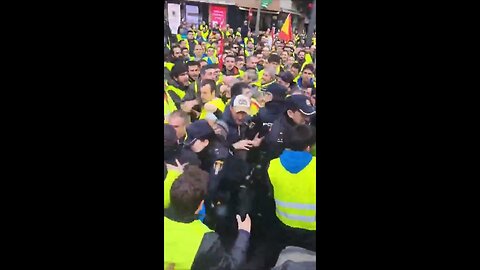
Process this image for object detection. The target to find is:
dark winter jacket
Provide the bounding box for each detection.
[257,101,286,127]
[164,144,201,167]
[164,207,250,270]
[166,79,192,108]
[220,107,251,146]
[265,113,296,160]
[222,65,241,76]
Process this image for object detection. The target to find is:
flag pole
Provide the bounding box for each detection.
[255,1,262,36]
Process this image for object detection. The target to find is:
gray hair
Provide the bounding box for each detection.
[264,67,276,78]
[245,69,258,82]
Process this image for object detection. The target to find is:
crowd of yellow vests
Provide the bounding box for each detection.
[164,22,316,121]
[163,22,317,269]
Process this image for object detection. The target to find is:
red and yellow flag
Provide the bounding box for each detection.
[278,14,293,42]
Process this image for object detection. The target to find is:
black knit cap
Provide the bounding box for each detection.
[170,63,188,78]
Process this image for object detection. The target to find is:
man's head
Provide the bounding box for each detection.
[262,46,271,58]
[235,56,245,70]
[285,95,316,125]
[182,47,190,57]
[200,64,217,80]
[164,123,178,150]
[184,120,215,153]
[245,56,259,69]
[242,69,258,84]
[280,51,289,64]
[186,61,200,81]
[187,30,194,40]
[167,110,191,139]
[206,46,215,57]
[291,63,301,78]
[247,40,254,50]
[224,55,236,71]
[171,63,190,86]
[287,56,296,67]
[230,95,251,125]
[301,64,315,83]
[276,71,295,89]
[264,83,287,103]
[261,67,276,84]
[171,46,182,60]
[194,44,204,57]
[199,59,207,68]
[266,54,281,71]
[297,50,306,61]
[199,79,217,103]
[230,82,252,100]
[169,165,209,217]
[286,124,316,152]
[179,40,187,49]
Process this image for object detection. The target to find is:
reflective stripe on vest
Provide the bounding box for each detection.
[164,217,212,269]
[268,157,316,230]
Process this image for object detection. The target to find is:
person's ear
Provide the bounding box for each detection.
[287,109,294,118]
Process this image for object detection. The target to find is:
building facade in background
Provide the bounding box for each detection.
[164,0,313,33]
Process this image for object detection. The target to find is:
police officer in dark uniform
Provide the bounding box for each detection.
[265,95,316,160]
[184,120,255,244]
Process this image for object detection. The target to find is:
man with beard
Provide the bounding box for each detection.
[166,63,192,108]
[296,50,306,67]
[265,94,315,160]
[186,61,201,84]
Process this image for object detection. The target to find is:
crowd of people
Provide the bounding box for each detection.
[164,19,317,270]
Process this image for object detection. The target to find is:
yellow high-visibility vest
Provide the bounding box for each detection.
[166,84,186,100]
[164,62,175,71]
[164,216,212,270]
[164,168,182,209]
[199,98,225,120]
[268,156,316,231]
[164,91,177,118]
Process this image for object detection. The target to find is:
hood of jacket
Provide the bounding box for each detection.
[279,149,313,174]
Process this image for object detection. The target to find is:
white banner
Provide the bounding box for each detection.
[186,5,199,25]
[167,3,181,34]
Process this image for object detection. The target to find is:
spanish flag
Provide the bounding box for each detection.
[278,14,293,42]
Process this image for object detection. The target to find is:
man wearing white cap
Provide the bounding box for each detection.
[221,95,263,153]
